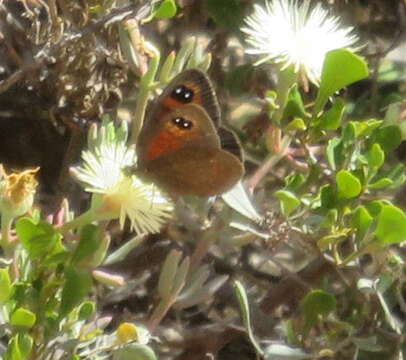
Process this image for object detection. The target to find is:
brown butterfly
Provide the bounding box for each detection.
[136,69,244,197]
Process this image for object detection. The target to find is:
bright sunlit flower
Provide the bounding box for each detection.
[71,120,173,234]
[241,0,359,84]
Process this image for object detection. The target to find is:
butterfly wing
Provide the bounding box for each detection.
[137,104,221,167]
[152,69,221,127]
[217,127,244,161]
[144,146,244,197]
[136,69,244,197]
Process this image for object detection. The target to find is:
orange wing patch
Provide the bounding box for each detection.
[162,96,185,110]
[145,130,183,161]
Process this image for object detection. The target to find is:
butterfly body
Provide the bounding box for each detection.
[136,69,244,197]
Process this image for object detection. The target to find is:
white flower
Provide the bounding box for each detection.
[71,120,173,234]
[241,0,359,84]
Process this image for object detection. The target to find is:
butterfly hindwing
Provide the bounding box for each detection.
[144,147,244,197]
[136,68,244,197]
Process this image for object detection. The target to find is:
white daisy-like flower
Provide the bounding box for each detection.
[241,0,359,84]
[71,120,173,234]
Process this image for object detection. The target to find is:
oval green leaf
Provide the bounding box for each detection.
[302,289,336,328]
[374,125,402,153]
[336,170,362,199]
[367,143,385,170]
[0,268,12,304]
[314,49,369,114]
[275,190,301,216]
[375,204,406,244]
[154,0,177,19]
[60,266,92,318]
[10,308,36,328]
[113,344,157,360]
[317,97,345,130]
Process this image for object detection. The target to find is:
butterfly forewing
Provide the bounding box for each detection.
[136,68,244,197]
[153,69,221,127]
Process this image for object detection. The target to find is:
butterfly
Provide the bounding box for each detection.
[136,69,244,197]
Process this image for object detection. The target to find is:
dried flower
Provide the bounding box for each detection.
[0,166,39,218]
[241,0,359,84]
[71,120,173,234]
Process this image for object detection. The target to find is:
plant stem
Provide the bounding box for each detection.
[56,209,95,234]
[148,298,174,333]
[130,42,160,144]
[248,66,298,191]
[0,214,14,258]
[247,134,292,191]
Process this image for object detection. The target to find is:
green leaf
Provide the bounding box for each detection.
[113,344,157,360]
[0,267,12,304]
[342,122,356,144]
[369,178,393,189]
[72,224,102,266]
[318,233,348,249]
[326,138,343,170]
[10,308,36,328]
[9,333,33,360]
[158,250,181,300]
[233,281,264,357]
[16,218,61,259]
[286,118,306,132]
[374,125,402,153]
[275,190,300,216]
[353,119,382,138]
[154,0,177,19]
[78,301,96,320]
[283,84,309,120]
[207,0,243,30]
[352,206,373,241]
[317,98,345,130]
[59,266,92,318]
[336,170,362,199]
[285,174,306,192]
[375,205,406,244]
[365,200,388,217]
[302,290,336,328]
[314,49,369,114]
[367,143,385,170]
[320,185,337,210]
[385,163,406,189]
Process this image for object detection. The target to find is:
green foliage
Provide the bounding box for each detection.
[314,49,369,114]
[0,2,405,359]
[316,98,345,130]
[375,205,406,244]
[16,218,63,260]
[302,290,337,328]
[275,190,301,216]
[113,344,157,360]
[336,170,362,199]
[154,0,177,19]
[10,308,36,328]
[7,333,33,360]
[0,268,12,304]
[59,266,93,318]
[207,0,243,30]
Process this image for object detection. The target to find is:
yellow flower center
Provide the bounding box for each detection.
[116,322,138,344]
